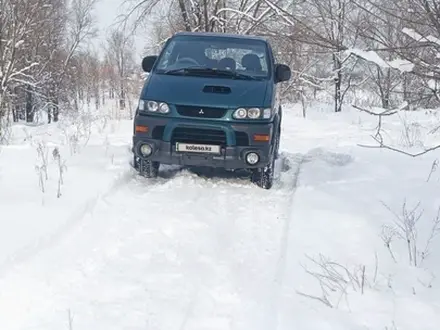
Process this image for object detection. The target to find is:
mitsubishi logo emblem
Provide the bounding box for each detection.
[199,109,204,115]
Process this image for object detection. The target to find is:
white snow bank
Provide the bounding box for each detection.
[0,102,440,329]
[0,114,132,268]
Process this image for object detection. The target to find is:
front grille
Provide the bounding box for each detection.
[152,126,165,139]
[176,105,227,119]
[171,127,227,145]
[235,131,249,146]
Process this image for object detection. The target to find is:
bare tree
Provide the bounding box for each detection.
[105,29,135,111]
[46,0,97,122]
[352,0,440,108]
[0,0,42,137]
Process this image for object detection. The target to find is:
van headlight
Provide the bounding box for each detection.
[233,108,247,119]
[232,107,272,120]
[158,103,170,113]
[138,100,170,114]
[247,108,261,119]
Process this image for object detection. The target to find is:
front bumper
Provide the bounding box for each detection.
[132,115,274,169]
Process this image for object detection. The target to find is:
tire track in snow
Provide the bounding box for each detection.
[0,156,303,329]
[0,168,135,277]
[170,153,306,330]
[0,166,197,330]
[265,152,306,330]
[127,163,300,330]
[0,164,186,277]
[177,283,201,330]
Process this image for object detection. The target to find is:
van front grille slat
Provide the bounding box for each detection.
[176,105,227,119]
[171,127,227,145]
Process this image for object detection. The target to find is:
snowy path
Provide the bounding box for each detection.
[0,153,306,330]
[0,167,133,277]
[1,104,440,329]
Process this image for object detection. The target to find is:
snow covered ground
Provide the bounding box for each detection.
[0,103,440,329]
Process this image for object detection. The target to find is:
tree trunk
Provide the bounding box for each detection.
[203,0,209,32]
[25,85,34,123]
[13,104,19,122]
[119,79,125,109]
[178,0,192,31]
[74,94,79,112]
[384,68,391,109]
[333,54,342,112]
[403,73,408,104]
[53,97,59,122]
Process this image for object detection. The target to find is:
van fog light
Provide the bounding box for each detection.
[140,144,153,156]
[246,152,259,165]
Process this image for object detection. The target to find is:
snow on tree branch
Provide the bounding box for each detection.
[346,49,415,73]
[402,28,440,47]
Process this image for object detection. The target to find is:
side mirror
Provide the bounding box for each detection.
[142,55,158,73]
[275,64,291,83]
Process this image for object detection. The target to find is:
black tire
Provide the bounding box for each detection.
[134,156,159,178]
[274,126,280,160]
[251,156,275,189]
[274,107,282,160]
[133,155,140,170]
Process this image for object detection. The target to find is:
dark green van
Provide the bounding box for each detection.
[132,32,291,189]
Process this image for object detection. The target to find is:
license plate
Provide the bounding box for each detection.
[176,142,221,154]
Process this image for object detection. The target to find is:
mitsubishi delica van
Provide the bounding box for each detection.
[132,32,291,189]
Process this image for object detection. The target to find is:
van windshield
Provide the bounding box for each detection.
[154,36,271,80]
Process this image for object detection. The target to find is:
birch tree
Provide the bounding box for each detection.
[46,0,97,122]
[0,0,43,138]
[106,29,135,110]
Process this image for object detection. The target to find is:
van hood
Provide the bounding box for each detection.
[141,74,270,108]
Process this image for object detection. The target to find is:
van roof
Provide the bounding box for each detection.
[173,31,268,42]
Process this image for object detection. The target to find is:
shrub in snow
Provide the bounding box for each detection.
[34,141,49,193]
[53,147,67,198]
[297,254,369,309]
[381,200,440,267]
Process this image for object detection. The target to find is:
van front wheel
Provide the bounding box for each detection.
[274,127,280,160]
[251,156,275,189]
[135,156,159,178]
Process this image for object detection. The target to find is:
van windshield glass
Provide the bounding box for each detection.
[154,36,270,79]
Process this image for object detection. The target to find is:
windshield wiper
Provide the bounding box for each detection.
[163,67,259,80]
[210,68,260,80]
[162,66,201,75]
